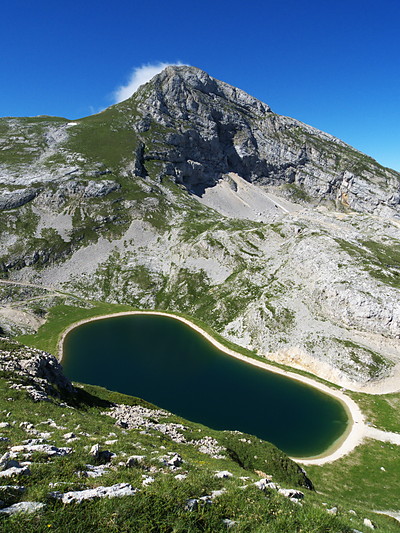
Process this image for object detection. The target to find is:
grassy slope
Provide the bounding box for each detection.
[349,391,400,433]
[0,373,398,532]
[307,439,400,511]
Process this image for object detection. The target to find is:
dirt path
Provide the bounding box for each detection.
[0,279,57,292]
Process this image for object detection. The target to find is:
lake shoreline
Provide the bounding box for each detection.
[58,310,366,466]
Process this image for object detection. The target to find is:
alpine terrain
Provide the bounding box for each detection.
[0,66,399,532]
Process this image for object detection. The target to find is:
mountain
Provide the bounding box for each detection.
[1,65,400,532]
[129,66,400,217]
[0,65,399,389]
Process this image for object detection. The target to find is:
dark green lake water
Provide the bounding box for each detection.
[62,314,348,457]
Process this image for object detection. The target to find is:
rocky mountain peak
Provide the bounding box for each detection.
[129,66,400,215]
[148,65,271,114]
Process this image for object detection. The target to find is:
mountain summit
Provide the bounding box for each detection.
[121,65,399,216]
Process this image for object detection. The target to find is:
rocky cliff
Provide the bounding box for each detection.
[134,66,400,218]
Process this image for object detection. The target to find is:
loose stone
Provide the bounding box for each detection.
[50,483,137,504]
[0,501,45,515]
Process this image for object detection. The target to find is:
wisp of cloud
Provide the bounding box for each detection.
[113,62,184,103]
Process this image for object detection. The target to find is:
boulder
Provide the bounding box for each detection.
[90,444,114,463]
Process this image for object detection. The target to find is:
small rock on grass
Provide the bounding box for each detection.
[166,454,183,468]
[222,518,237,528]
[278,488,304,500]
[0,466,31,478]
[50,483,137,504]
[0,501,44,515]
[90,444,114,463]
[215,471,232,479]
[363,518,375,529]
[126,455,146,468]
[185,498,198,511]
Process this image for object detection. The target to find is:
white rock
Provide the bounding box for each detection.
[0,485,26,494]
[90,444,114,462]
[254,479,280,490]
[211,489,226,498]
[11,444,71,457]
[0,466,31,478]
[90,443,100,456]
[199,495,212,505]
[327,506,338,515]
[0,501,44,515]
[215,470,232,479]
[363,518,375,529]
[166,453,183,468]
[85,464,110,478]
[50,483,137,504]
[222,518,237,528]
[126,455,146,467]
[278,488,304,500]
[184,498,198,511]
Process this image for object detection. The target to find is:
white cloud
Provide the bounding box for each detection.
[113,61,185,103]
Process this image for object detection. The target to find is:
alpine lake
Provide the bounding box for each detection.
[62,314,349,458]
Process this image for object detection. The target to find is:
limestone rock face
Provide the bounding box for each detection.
[133,66,399,217]
[0,188,38,211]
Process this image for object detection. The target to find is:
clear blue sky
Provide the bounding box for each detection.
[1,0,399,171]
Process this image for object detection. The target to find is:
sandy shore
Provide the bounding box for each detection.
[57,310,397,466]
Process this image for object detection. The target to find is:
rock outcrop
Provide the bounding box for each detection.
[0,341,74,401]
[0,188,38,211]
